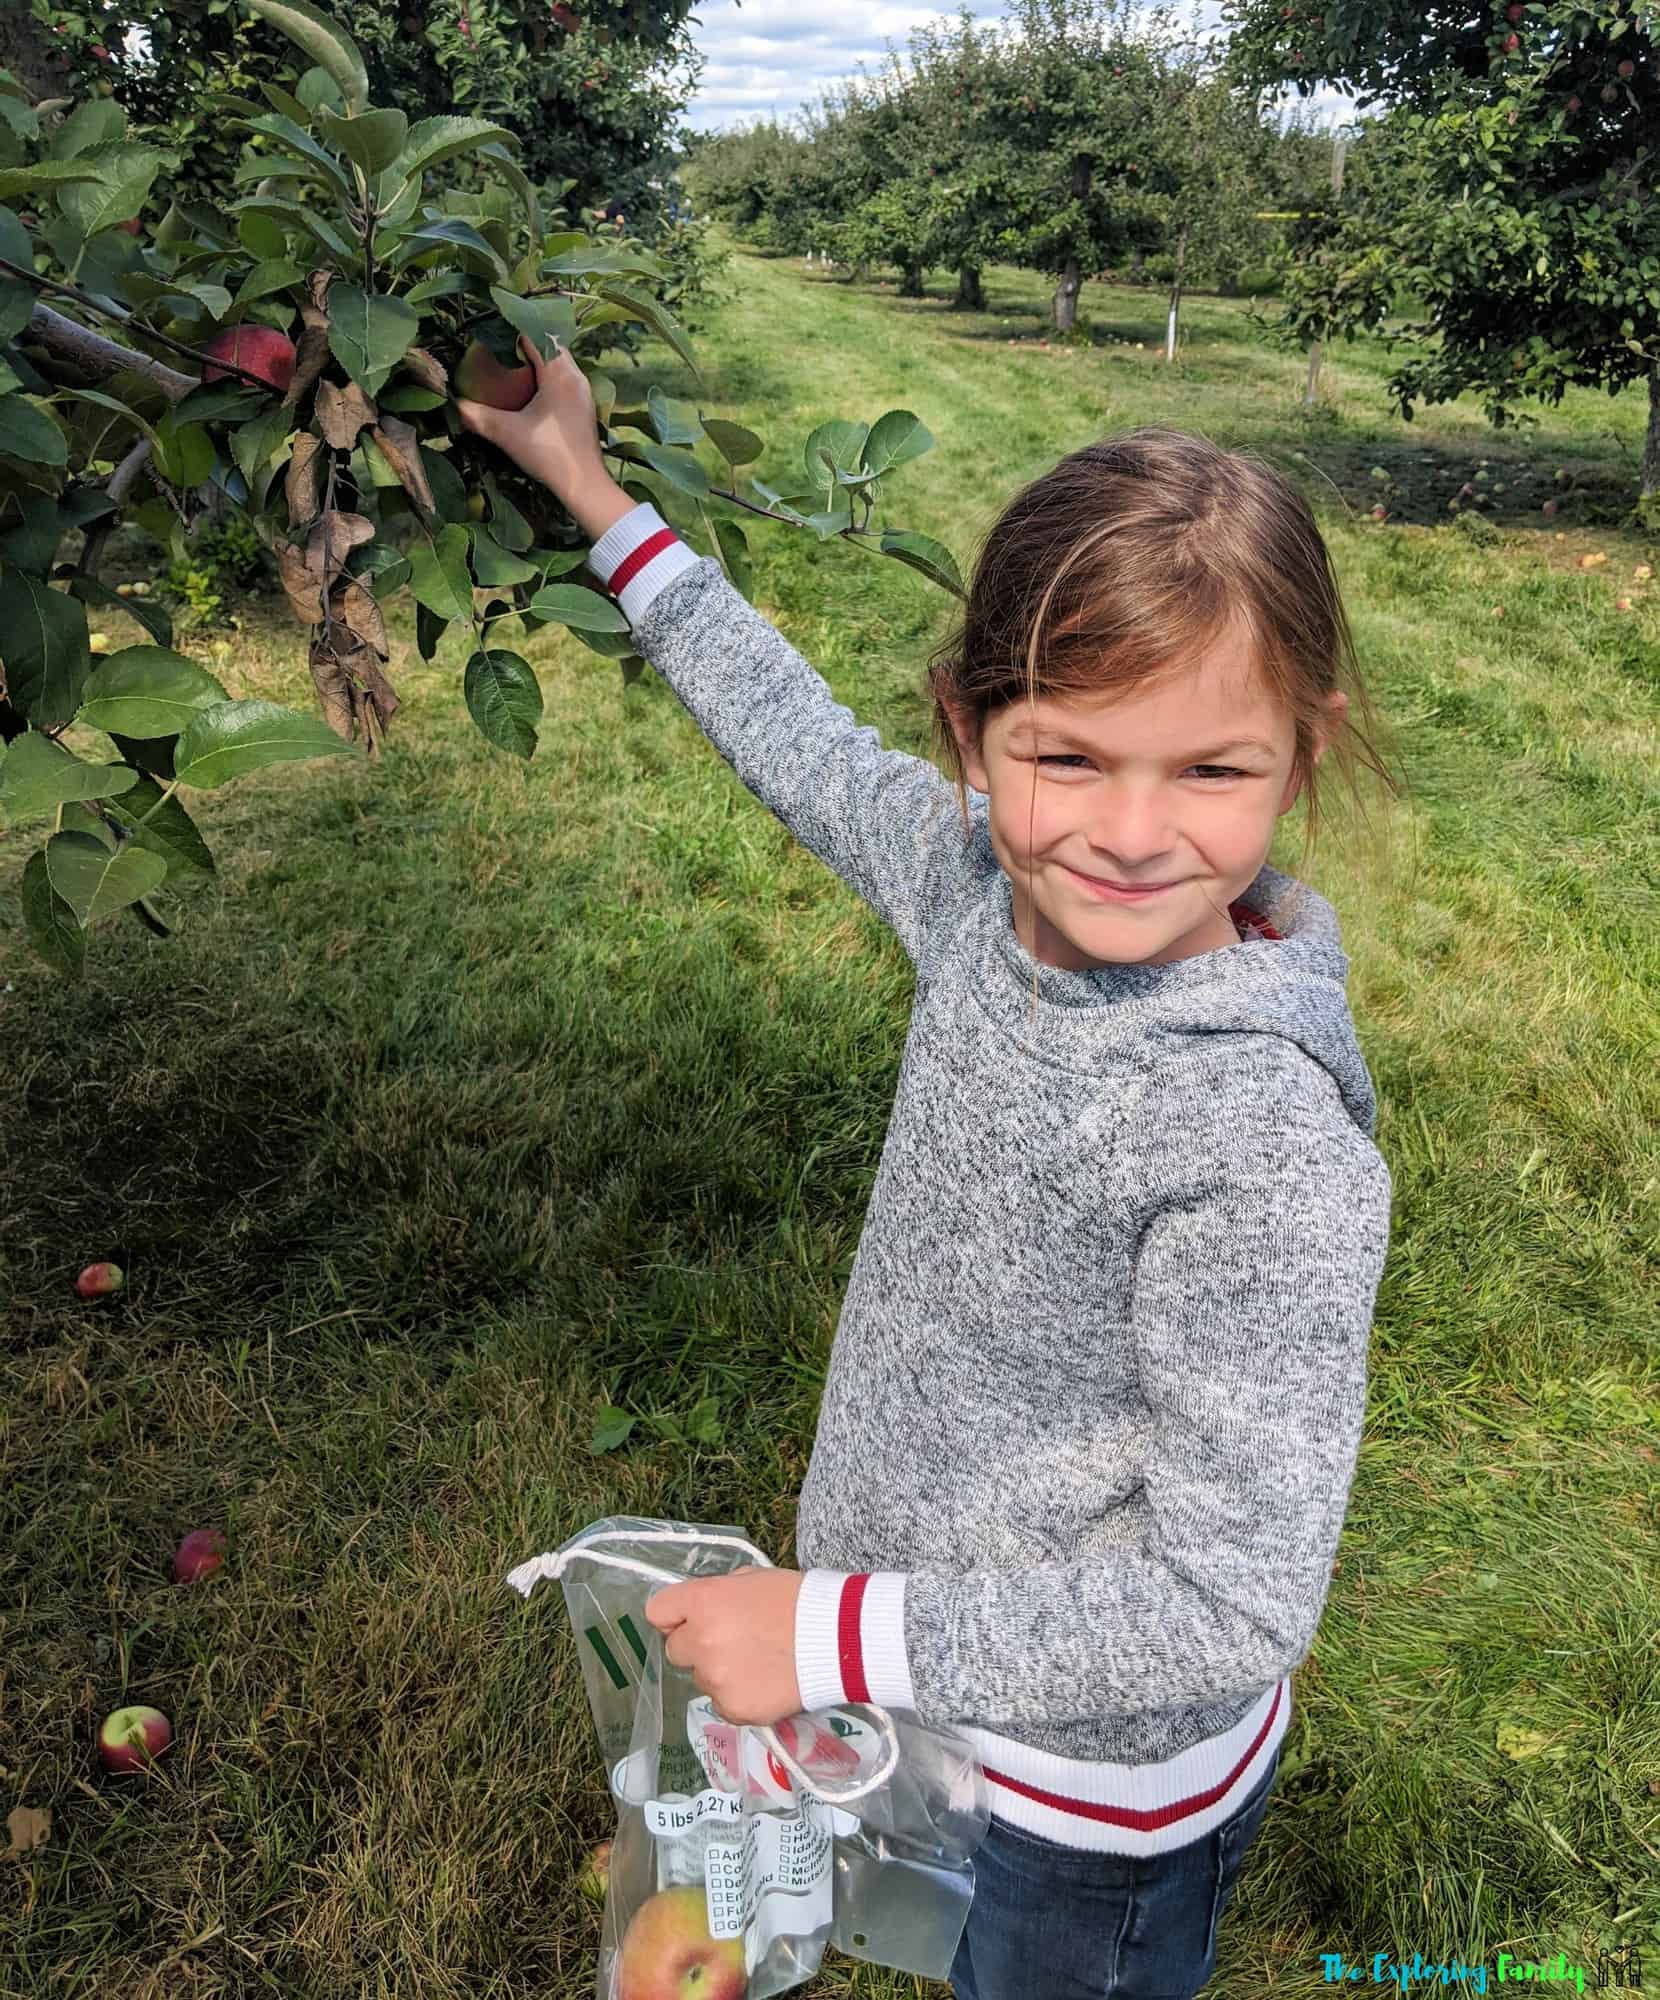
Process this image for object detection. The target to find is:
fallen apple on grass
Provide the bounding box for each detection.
[75,1261,124,1299]
[616,1885,746,2000]
[577,1837,612,1909]
[173,1529,227,1584]
[98,1705,171,1774]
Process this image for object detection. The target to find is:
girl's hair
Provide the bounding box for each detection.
[925,427,1397,874]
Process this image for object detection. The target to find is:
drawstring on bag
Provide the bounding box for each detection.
[505,1523,901,1806]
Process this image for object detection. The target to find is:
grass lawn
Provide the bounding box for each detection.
[3,230,1658,1998]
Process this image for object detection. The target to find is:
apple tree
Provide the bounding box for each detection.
[0,2,965,979]
[1222,0,1660,512]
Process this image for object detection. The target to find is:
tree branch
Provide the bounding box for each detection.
[22,300,196,403]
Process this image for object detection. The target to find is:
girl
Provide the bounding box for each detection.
[459,342,1394,2000]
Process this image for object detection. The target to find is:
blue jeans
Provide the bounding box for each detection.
[949,1749,1280,2000]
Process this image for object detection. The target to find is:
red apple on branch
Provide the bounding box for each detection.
[98,1706,172,1774]
[201,324,297,392]
[454,326,537,410]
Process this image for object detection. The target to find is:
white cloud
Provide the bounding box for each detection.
[680,0,1353,135]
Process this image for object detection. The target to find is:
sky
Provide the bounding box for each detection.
[677,0,1353,135]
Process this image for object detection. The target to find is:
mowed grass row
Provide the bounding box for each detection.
[2,234,1657,1998]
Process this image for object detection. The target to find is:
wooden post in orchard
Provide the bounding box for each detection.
[1303,131,1348,406]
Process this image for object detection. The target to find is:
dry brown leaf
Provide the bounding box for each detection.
[277,510,375,630]
[310,631,400,750]
[332,574,388,659]
[6,1806,51,1859]
[276,539,323,625]
[285,432,325,531]
[401,346,449,395]
[315,378,377,451]
[367,416,435,517]
[283,269,333,412]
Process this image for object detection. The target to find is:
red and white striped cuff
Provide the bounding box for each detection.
[586,501,702,627]
[794,1569,915,1714]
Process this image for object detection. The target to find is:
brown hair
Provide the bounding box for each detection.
[926,427,1397,967]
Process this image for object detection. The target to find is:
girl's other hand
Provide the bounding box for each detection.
[455,336,610,515]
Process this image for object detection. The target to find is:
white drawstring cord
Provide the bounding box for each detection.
[506,1525,900,1805]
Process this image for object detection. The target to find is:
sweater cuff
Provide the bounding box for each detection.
[586,500,702,628]
[794,1569,916,1714]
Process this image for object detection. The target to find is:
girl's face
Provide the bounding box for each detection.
[947,623,1346,970]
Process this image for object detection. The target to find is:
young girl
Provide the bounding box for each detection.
[459,344,1394,2000]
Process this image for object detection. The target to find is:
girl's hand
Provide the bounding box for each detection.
[455,337,627,535]
[644,1567,806,1728]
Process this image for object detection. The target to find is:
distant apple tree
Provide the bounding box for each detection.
[0,1,962,978]
[1222,0,1660,515]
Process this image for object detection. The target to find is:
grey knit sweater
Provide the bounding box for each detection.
[589,503,1392,1855]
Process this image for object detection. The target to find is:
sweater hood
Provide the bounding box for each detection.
[955,846,1377,1139]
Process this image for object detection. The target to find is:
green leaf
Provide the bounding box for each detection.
[526,582,629,633]
[233,256,306,309]
[593,281,701,383]
[67,575,173,650]
[48,99,127,161]
[482,473,532,551]
[172,698,359,789]
[346,541,412,600]
[380,117,516,202]
[407,524,474,621]
[464,647,541,757]
[45,827,167,926]
[700,418,763,468]
[420,444,469,524]
[103,770,216,876]
[109,731,177,781]
[0,731,138,823]
[327,282,419,399]
[153,413,215,488]
[803,419,869,492]
[616,440,708,498]
[392,217,506,276]
[21,849,84,977]
[314,106,407,175]
[589,1405,636,1454]
[58,143,171,239]
[0,566,90,727]
[170,382,265,429]
[467,525,539,586]
[877,527,965,597]
[647,386,702,448]
[479,140,540,258]
[0,162,102,202]
[708,512,752,600]
[231,405,294,499]
[862,409,934,477]
[0,393,67,467]
[244,0,370,114]
[75,645,230,738]
[488,284,577,359]
[378,385,445,413]
[541,246,664,278]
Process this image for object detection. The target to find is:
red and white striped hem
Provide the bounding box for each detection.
[587,501,702,627]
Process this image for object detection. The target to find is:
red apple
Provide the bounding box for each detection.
[1506,2,1523,18]
[454,337,535,411]
[1618,59,1635,80]
[98,1705,171,1774]
[1503,31,1519,52]
[1370,504,1386,520]
[173,1528,227,1584]
[201,323,297,392]
[116,217,142,236]
[75,1261,124,1300]
[577,1837,611,1909]
[617,1886,745,2000]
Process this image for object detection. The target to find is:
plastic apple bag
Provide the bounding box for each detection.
[505,1516,991,1998]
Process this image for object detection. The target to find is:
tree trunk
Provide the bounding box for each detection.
[1130,247,1145,279]
[955,264,985,311]
[0,10,71,100]
[1644,362,1660,499]
[1053,257,1081,333]
[1166,225,1188,363]
[899,261,925,297]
